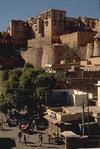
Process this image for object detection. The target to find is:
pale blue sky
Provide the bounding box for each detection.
[0,0,99,31]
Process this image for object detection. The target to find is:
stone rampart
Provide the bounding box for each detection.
[60,31,95,48]
[86,43,94,59]
[21,37,70,68]
[77,32,95,46]
[60,32,78,47]
[21,37,51,68]
[28,37,51,48]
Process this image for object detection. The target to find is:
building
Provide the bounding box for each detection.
[80,29,100,70]
[95,81,100,106]
[5,8,99,69]
[44,84,100,138]
[7,20,32,48]
[46,89,90,107]
[28,9,66,41]
[0,32,11,44]
[22,9,98,68]
[44,106,91,137]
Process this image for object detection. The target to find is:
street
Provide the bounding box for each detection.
[0,124,65,149]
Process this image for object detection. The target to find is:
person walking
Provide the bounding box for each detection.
[0,119,3,129]
[38,132,43,146]
[48,134,51,143]
[18,131,22,143]
[23,134,27,144]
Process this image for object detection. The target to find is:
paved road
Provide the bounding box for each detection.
[0,124,65,149]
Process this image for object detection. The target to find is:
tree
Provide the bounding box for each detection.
[0,66,57,112]
[34,72,57,104]
[20,67,38,89]
[8,68,22,87]
[0,68,22,111]
[34,72,56,88]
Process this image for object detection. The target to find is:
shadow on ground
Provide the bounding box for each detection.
[0,138,16,149]
[29,144,58,148]
[0,128,14,132]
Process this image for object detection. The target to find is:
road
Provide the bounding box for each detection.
[0,124,65,149]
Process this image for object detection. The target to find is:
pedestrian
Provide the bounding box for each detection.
[18,131,22,143]
[0,119,3,130]
[23,134,27,144]
[34,125,37,133]
[38,132,43,146]
[48,134,51,143]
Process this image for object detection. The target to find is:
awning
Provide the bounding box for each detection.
[61,131,79,138]
[44,115,59,124]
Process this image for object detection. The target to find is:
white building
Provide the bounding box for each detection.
[48,89,92,107]
[96,81,100,106]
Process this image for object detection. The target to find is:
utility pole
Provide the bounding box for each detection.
[87,91,89,135]
[45,91,48,109]
[82,99,85,136]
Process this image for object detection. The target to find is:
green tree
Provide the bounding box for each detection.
[34,72,56,88]
[0,67,57,112]
[34,72,57,103]
[0,68,22,110]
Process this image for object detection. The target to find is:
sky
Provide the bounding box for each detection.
[0,0,99,31]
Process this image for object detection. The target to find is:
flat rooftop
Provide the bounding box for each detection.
[51,106,100,115]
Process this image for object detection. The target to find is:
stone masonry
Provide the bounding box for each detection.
[7,9,100,68]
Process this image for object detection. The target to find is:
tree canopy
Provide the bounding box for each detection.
[0,66,57,112]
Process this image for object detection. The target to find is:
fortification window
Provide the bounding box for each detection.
[44,20,48,26]
[34,20,37,24]
[90,21,96,28]
[44,15,48,19]
[35,25,37,31]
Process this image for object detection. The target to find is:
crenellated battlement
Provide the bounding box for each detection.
[60,31,95,48]
[5,8,100,68]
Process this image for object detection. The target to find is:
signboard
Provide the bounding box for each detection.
[50,111,57,119]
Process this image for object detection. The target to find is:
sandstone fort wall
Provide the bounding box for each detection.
[60,31,95,48]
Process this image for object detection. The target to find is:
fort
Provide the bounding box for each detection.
[6,9,100,69]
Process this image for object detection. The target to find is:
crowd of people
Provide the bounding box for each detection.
[17,131,43,146]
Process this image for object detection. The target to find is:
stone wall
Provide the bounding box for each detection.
[86,43,94,59]
[77,31,95,46]
[79,17,98,31]
[21,37,51,68]
[60,32,78,47]
[93,39,100,56]
[7,8,99,50]
[28,9,66,42]
[19,9,100,68]
[7,20,30,48]
[89,57,100,65]
[60,31,95,48]
[21,37,81,69]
